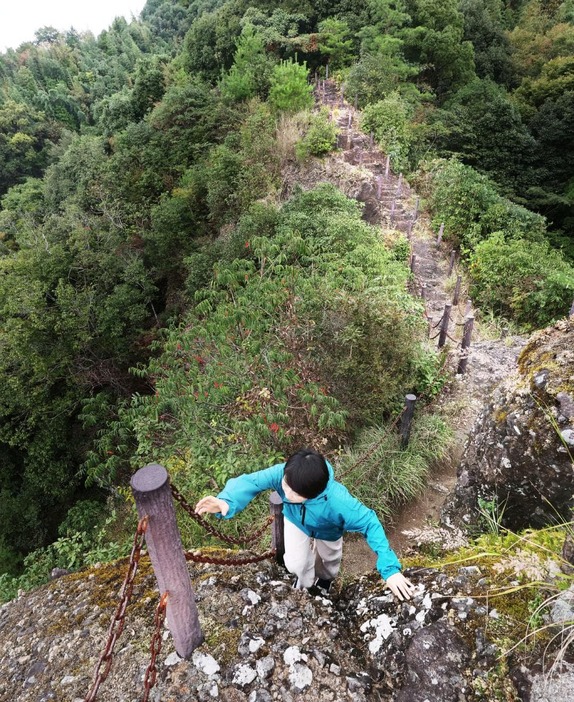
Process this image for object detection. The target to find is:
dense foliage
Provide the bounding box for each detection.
[1,0,574,590]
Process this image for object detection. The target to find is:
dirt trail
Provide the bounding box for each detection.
[313,81,527,574]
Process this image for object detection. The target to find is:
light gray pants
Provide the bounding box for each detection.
[283,518,343,589]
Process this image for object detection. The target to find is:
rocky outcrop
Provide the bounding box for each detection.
[443,318,574,531]
[0,557,532,702]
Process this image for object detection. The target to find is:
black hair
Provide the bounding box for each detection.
[283,448,329,499]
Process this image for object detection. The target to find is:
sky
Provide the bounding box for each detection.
[0,0,148,52]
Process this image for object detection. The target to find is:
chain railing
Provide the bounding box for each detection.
[84,516,148,702]
[142,592,169,702]
[170,482,274,547]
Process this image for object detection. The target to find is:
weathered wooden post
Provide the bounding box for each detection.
[464,298,472,316]
[397,173,403,196]
[377,175,382,199]
[347,112,352,128]
[326,63,329,80]
[407,220,413,240]
[448,249,456,276]
[413,197,420,222]
[390,199,396,225]
[457,315,475,375]
[358,150,364,165]
[438,303,452,348]
[400,394,417,448]
[385,154,390,179]
[452,275,462,306]
[269,492,285,567]
[437,223,444,245]
[131,464,203,658]
[410,253,417,273]
[570,295,574,317]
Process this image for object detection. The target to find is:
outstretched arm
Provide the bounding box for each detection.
[337,486,414,600]
[194,463,285,519]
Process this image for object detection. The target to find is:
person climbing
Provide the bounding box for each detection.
[194,448,414,600]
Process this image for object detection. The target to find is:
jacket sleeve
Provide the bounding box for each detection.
[215,463,285,519]
[338,487,402,580]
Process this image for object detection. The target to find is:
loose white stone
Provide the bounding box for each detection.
[246,589,261,605]
[164,652,182,666]
[256,656,275,680]
[284,646,304,665]
[60,676,76,686]
[193,650,221,676]
[289,662,313,690]
[248,637,265,653]
[232,664,257,686]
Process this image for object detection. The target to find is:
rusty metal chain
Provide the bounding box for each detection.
[185,549,276,566]
[170,482,273,547]
[84,516,148,702]
[142,592,169,702]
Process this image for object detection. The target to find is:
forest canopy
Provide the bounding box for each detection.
[1,0,573,592]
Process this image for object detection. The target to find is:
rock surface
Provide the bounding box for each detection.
[0,556,530,702]
[443,318,574,531]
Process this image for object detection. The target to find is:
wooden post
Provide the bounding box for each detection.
[131,464,203,658]
[438,303,452,348]
[414,197,419,221]
[437,223,444,245]
[354,94,358,110]
[407,220,413,240]
[377,175,382,199]
[384,155,390,179]
[452,275,462,306]
[400,394,417,448]
[458,315,475,374]
[370,132,374,148]
[269,492,285,567]
[570,295,574,317]
[410,253,417,273]
[347,112,352,128]
[358,150,363,165]
[326,63,329,80]
[390,199,396,225]
[397,173,403,196]
[448,249,456,276]
[464,298,472,316]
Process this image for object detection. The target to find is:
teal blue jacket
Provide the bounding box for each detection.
[217,461,402,580]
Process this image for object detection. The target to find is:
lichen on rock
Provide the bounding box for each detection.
[443,318,574,531]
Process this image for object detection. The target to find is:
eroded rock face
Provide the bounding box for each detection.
[443,318,574,531]
[0,560,503,702]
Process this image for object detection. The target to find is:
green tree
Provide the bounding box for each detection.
[317,18,356,70]
[401,0,476,99]
[433,78,539,194]
[268,58,314,113]
[219,24,275,102]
